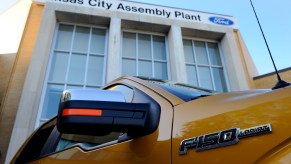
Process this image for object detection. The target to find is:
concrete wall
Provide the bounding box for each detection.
[1,3,44,163]
[0,53,16,106]
[233,30,258,89]
[254,67,291,89]
[0,53,16,160]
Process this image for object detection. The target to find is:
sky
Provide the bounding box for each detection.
[0,0,18,14]
[1,0,290,75]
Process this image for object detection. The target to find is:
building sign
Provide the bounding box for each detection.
[209,17,234,26]
[34,0,238,28]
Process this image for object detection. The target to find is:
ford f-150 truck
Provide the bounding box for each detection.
[11,76,291,163]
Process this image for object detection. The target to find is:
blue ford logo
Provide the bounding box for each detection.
[209,17,234,26]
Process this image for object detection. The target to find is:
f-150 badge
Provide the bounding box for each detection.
[179,124,272,155]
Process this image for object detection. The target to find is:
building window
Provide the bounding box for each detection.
[183,39,228,92]
[121,32,169,80]
[38,24,108,125]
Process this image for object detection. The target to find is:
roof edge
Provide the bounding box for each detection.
[253,67,291,80]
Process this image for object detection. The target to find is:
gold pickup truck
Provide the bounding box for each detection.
[11,76,291,163]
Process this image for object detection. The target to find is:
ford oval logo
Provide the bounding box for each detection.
[209,17,234,26]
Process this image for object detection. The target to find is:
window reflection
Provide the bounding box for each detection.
[122,32,168,80]
[183,39,227,92]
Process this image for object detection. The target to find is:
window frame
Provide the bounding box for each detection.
[183,37,230,92]
[120,29,171,80]
[35,23,109,127]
